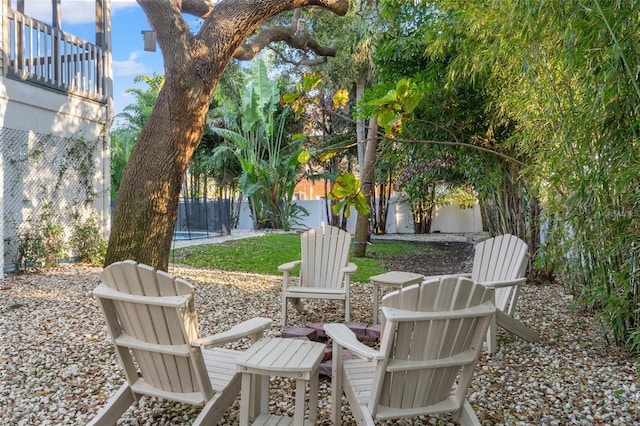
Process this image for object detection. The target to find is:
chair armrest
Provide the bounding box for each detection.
[382,302,495,321]
[479,277,527,289]
[342,262,357,274]
[324,323,384,361]
[278,260,301,272]
[192,317,273,347]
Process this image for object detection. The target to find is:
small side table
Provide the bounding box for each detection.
[370,271,424,323]
[236,337,326,426]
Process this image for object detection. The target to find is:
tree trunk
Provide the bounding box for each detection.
[369,183,378,232]
[371,171,392,235]
[105,83,212,269]
[476,161,537,276]
[425,184,436,233]
[412,202,428,234]
[353,115,377,257]
[355,77,366,169]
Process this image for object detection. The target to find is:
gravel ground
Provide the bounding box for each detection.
[1,235,639,425]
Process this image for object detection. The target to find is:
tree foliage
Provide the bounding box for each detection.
[369,0,640,353]
[367,11,523,239]
[211,60,307,230]
[282,71,361,225]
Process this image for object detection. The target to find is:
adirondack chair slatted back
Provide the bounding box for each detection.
[95,260,213,403]
[373,277,494,418]
[300,225,351,290]
[471,234,529,315]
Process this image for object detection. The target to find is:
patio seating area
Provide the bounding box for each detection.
[1,263,639,424]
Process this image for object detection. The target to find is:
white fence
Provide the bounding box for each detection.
[236,197,483,234]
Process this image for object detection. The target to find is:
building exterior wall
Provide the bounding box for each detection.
[0,153,3,280]
[1,77,110,272]
[0,1,4,75]
[0,1,113,275]
[293,179,327,200]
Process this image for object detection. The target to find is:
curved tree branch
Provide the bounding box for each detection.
[234,25,338,60]
[181,0,215,18]
[383,135,527,167]
[233,9,338,61]
[200,0,348,63]
[268,46,328,66]
[141,0,347,77]
[326,110,528,167]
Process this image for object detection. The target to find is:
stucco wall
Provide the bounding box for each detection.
[0,153,3,280]
[0,2,4,76]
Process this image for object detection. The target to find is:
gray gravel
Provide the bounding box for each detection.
[1,240,639,425]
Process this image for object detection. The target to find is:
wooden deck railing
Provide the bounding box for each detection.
[5,9,109,103]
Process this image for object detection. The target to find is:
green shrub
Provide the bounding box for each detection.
[70,214,106,265]
[16,227,46,271]
[16,221,65,271]
[42,223,66,265]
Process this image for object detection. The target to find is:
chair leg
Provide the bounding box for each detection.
[486,293,497,354]
[495,309,539,343]
[344,297,350,322]
[291,298,304,313]
[194,374,242,426]
[486,317,497,354]
[330,343,344,425]
[282,297,306,326]
[87,384,135,426]
[457,400,481,426]
[282,295,288,326]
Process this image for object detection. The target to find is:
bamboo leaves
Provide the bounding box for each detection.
[433,0,640,350]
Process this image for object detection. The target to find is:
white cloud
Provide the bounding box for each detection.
[11,0,138,25]
[113,51,152,77]
[111,1,140,14]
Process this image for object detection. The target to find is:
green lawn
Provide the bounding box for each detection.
[170,233,424,283]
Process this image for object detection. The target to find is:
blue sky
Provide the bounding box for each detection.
[13,1,171,117]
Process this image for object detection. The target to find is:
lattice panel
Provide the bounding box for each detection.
[1,127,100,265]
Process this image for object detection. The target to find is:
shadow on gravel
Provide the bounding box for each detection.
[366,240,475,276]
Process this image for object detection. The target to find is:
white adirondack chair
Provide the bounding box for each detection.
[279,225,357,326]
[324,276,495,425]
[426,234,538,353]
[89,260,273,426]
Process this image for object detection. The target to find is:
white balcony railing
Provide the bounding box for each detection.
[6,9,109,103]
